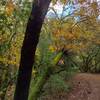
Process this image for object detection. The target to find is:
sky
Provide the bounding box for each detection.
[47,0,100,19]
[47,1,74,18]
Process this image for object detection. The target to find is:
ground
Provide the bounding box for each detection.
[5,73,100,100]
[67,73,100,100]
[41,73,100,100]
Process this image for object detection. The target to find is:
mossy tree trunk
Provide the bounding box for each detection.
[14,0,51,100]
[29,52,63,100]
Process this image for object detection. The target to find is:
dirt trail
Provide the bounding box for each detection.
[67,73,100,100]
[41,73,100,100]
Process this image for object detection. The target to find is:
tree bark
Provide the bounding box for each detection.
[14,0,51,100]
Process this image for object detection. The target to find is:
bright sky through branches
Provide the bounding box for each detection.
[47,0,100,19]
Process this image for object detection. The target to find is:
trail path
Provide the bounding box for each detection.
[41,73,100,100]
[67,73,100,100]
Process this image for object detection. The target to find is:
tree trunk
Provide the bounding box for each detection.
[14,0,51,100]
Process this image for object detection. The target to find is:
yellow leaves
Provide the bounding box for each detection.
[48,6,99,54]
[52,0,67,5]
[91,37,100,45]
[53,52,63,65]
[51,26,86,52]
[78,42,85,49]
[5,0,15,16]
[0,57,18,65]
[0,33,23,68]
[95,40,100,45]
[90,2,99,17]
[54,31,71,40]
[64,43,85,52]
[49,45,56,52]
[65,44,77,50]
[79,7,86,16]
[61,0,67,4]
[64,33,76,40]
[90,2,98,10]
[53,26,81,42]
[53,29,60,36]
[0,34,10,44]
[74,7,86,16]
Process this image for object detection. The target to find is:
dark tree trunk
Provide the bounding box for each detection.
[14,0,51,100]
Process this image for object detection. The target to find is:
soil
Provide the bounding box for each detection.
[41,73,100,100]
[67,73,100,100]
